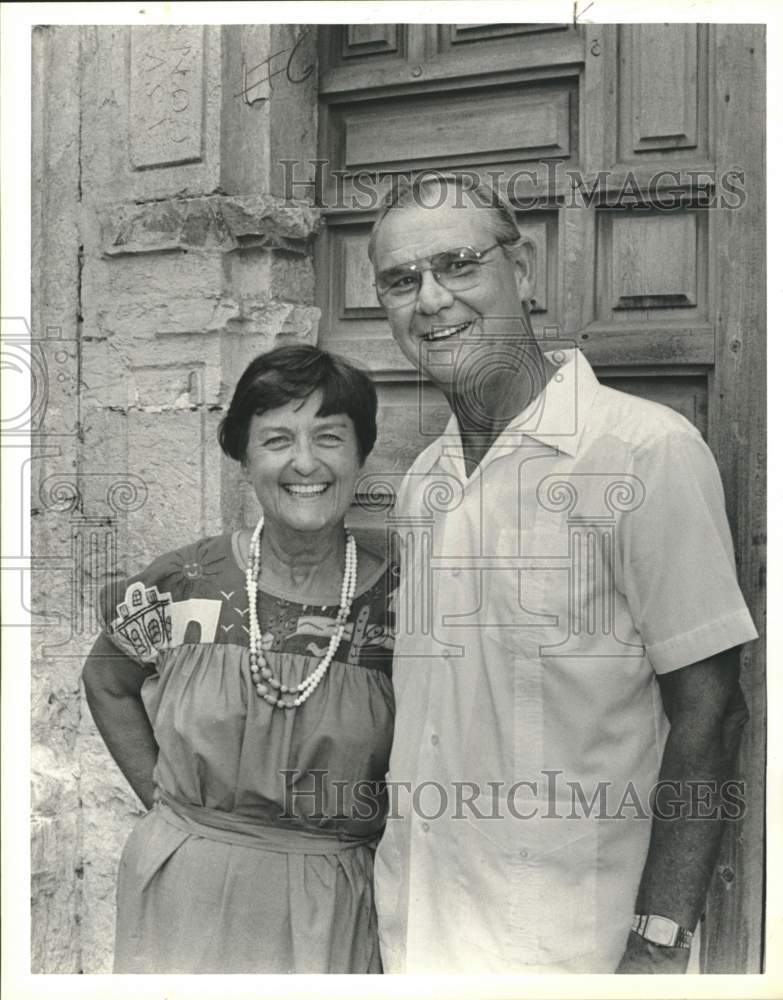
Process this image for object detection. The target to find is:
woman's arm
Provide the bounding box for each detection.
[82,633,159,810]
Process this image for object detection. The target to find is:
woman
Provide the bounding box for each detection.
[82,345,395,973]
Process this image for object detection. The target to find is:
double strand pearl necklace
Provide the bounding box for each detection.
[245,516,357,710]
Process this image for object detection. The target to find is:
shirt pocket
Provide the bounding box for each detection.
[485,529,569,656]
[456,796,599,967]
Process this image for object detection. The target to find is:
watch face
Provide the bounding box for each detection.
[646,916,676,946]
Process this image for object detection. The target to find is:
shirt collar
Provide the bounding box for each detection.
[433,347,598,470]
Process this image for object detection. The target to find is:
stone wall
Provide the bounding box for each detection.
[31,24,320,972]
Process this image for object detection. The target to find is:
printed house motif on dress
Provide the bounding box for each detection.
[111,581,173,661]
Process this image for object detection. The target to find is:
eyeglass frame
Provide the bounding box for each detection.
[373,242,509,308]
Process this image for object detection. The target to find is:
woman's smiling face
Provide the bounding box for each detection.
[243,390,362,536]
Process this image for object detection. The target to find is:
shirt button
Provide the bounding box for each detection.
[519,849,528,859]
[431,734,439,746]
[422,822,430,833]
[441,649,451,659]
[451,568,461,578]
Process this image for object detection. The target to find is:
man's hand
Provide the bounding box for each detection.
[616,930,691,974]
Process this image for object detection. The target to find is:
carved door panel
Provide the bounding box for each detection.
[317,23,583,509]
[315,22,764,972]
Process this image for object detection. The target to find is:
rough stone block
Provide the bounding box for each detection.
[78,725,142,973]
[99,194,320,257]
[79,338,137,411]
[35,333,81,440]
[93,335,224,410]
[226,248,315,304]
[225,247,274,298]
[225,300,320,342]
[219,24,272,196]
[31,813,81,973]
[32,507,100,680]
[80,25,224,204]
[267,24,319,200]
[32,28,81,345]
[129,26,205,170]
[31,678,82,755]
[271,252,316,303]
[123,410,223,559]
[220,195,321,246]
[92,246,225,305]
[31,744,81,973]
[95,288,239,342]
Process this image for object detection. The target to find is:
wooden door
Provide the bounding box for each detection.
[315,22,765,972]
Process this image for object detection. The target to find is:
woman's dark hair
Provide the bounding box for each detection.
[218,344,378,465]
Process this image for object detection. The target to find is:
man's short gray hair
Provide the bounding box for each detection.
[367,173,522,266]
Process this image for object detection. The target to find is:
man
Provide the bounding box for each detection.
[369,174,758,974]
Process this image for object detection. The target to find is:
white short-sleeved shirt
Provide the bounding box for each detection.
[373,347,757,973]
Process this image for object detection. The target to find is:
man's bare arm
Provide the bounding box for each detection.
[616,647,748,973]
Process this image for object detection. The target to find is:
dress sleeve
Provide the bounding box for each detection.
[618,427,758,674]
[98,550,183,666]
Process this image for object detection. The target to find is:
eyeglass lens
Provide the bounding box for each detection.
[377,246,496,303]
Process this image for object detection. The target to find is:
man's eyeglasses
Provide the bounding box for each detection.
[374,243,504,308]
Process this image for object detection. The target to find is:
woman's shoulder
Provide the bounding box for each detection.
[100,534,235,625]
[119,532,232,585]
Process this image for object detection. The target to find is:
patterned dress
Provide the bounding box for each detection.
[99,531,396,973]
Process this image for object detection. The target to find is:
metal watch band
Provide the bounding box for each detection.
[632,914,694,949]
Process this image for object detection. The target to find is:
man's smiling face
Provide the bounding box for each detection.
[372,197,533,393]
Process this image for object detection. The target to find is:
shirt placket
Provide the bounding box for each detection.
[405,465,487,968]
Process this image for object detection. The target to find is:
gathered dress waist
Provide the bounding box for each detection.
[155,790,380,855]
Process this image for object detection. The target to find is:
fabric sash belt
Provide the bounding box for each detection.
[156,791,379,855]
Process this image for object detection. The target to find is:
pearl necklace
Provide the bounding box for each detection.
[245,516,357,710]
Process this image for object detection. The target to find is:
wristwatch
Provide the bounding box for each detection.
[632,914,693,949]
